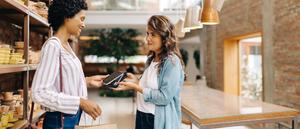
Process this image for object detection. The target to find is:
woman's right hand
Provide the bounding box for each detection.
[80,98,101,120]
[125,73,139,84]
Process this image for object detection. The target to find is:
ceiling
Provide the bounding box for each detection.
[84,0,202,29]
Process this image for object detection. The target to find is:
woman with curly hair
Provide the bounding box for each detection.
[31,0,106,128]
[114,15,185,129]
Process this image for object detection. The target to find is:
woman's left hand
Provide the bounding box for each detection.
[113,81,138,91]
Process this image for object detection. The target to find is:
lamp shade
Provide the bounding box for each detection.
[184,6,203,31]
[200,0,220,25]
[175,18,190,38]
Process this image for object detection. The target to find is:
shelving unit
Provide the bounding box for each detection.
[0,64,28,74]
[11,110,45,129]
[0,64,38,74]
[0,0,50,128]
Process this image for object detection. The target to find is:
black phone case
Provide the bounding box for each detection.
[103,72,127,88]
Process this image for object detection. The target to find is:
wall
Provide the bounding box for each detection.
[272,0,300,108]
[202,0,300,110]
[179,29,202,83]
[203,0,263,90]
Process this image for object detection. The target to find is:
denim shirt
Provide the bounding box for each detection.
[143,55,184,129]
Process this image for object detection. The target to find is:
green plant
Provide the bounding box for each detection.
[84,28,140,66]
[99,88,134,97]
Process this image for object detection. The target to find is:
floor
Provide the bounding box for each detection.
[83,89,273,129]
[80,89,135,129]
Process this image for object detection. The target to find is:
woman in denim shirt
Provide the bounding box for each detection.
[114,15,185,129]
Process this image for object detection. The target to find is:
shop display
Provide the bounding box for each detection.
[0,0,49,129]
[0,44,11,64]
[14,0,26,5]
[29,50,41,64]
[29,1,48,19]
[0,43,26,64]
[0,90,24,128]
[0,0,50,128]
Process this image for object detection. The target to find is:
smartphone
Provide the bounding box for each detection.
[103,72,127,88]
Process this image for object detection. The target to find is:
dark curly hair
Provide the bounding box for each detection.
[146,15,184,73]
[48,0,88,31]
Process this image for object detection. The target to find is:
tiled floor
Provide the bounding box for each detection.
[84,89,273,129]
[82,89,135,129]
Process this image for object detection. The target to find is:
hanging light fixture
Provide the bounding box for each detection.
[200,0,220,25]
[175,18,190,38]
[175,18,185,38]
[184,6,203,31]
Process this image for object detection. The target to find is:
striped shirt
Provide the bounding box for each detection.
[31,37,87,115]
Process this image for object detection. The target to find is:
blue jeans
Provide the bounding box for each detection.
[43,110,82,129]
[135,110,154,129]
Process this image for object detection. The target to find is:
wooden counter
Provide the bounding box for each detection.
[181,85,299,129]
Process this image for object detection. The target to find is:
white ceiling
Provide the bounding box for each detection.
[85,11,185,29]
[86,0,202,11]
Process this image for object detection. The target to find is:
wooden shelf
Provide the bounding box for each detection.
[11,120,27,129]
[0,0,28,15]
[0,0,50,128]
[29,10,49,27]
[29,7,49,34]
[0,0,49,32]
[0,64,28,74]
[0,0,28,26]
[11,110,46,129]
[0,64,39,73]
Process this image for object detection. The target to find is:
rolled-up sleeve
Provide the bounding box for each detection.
[143,57,182,106]
[31,41,80,114]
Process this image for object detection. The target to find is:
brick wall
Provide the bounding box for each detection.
[204,0,263,89]
[203,0,300,110]
[273,0,300,108]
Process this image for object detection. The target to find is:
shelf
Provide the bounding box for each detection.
[28,7,49,34]
[0,0,28,15]
[29,10,49,34]
[0,64,39,73]
[29,10,49,27]
[0,0,50,128]
[0,0,28,26]
[0,0,49,33]
[0,64,28,74]
[11,120,27,129]
[28,3,50,33]
[11,110,45,129]
[30,0,50,4]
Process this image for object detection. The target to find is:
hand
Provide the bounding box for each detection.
[112,82,136,91]
[80,98,102,120]
[125,73,139,84]
[113,81,140,92]
[86,75,108,88]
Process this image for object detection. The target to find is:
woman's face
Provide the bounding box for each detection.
[65,10,86,36]
[146,27,162,54]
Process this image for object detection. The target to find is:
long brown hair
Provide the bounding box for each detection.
[146,15,184,73]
